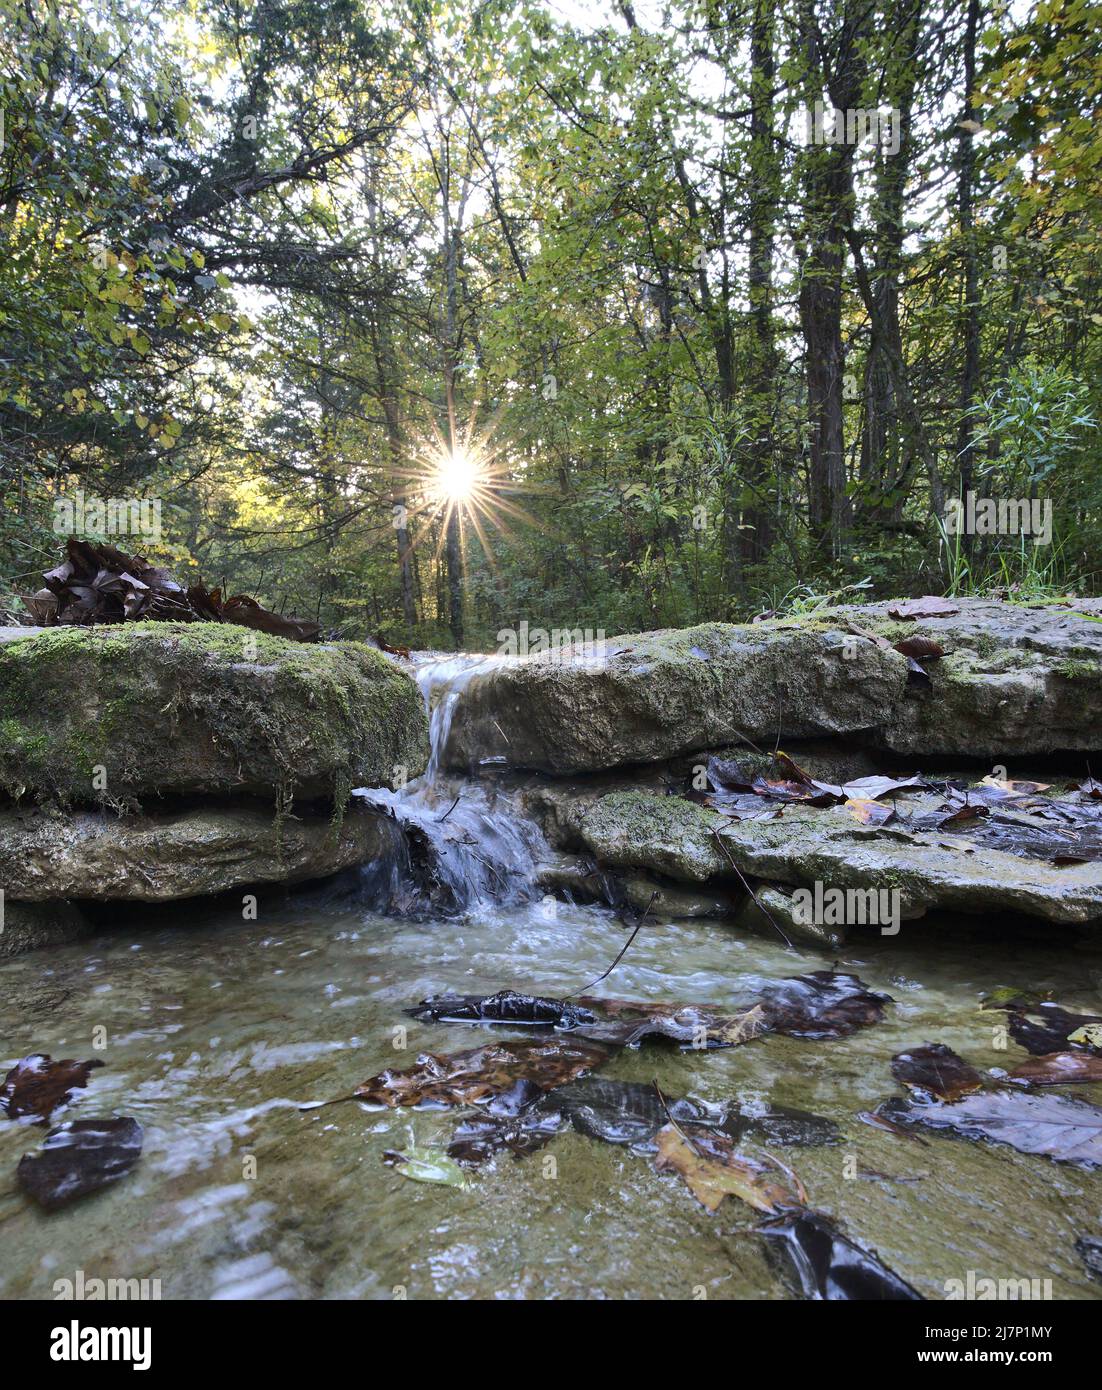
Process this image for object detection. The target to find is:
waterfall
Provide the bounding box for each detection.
[353,651,547,915]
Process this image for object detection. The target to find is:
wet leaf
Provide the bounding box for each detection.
[705,756,756,792]
[447,1106,565,1165]
[979,987,1053,1011]
[857,1106,930,1145]
[653,1123,803,1214]
[375,633,411,660]
[1008,1004,1102,1056]
[759,1210,923,1300]
[724,1103,841,1148]
[758,971,892,1040]
[1,1054,104,1123]
[887,597,960,619]
[408,990,597,1030]
[383,1145,469,1188]
[546,1078,712,1148]
[573,1000,770,1049]
[882,1090,1102,1166]
[893,636,945,660]
[1069,1024,1102,1050]
[1008,1052,1102,1086]
[353,1037,611,1109]
[17,1117,142,1210]
[891,1044,984,1102]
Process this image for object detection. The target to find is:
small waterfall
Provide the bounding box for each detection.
[354,650,547,916]
[412,652,504,782]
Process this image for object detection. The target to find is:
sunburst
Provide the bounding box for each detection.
[388,407,551,572]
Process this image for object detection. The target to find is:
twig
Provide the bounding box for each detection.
[570,891,657,994]
[710,827,795,951]
[436,794,461,823]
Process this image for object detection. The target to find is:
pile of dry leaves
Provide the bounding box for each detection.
[20,537,320,642]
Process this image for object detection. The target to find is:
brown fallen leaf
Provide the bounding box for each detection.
[0,1055,104,1123]
[376,633,412,659]
[758,971,892,1040]
[353,1037,611,1108]
[1008,1004,1102,1055]
[893,635,945,660]
[891,1043,984,1102]
[653,1122,804,1214]
[1009,1052,1102,1086]
[887,596,960,619]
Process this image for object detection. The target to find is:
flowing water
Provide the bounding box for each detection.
[1,663,1101,1301]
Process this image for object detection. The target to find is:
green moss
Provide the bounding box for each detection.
[1052,657,1099,681]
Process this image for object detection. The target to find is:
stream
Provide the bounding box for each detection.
[1,660,1100,1301]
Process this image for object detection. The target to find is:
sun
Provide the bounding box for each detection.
[386,408,554,578]
[433,448,480,503]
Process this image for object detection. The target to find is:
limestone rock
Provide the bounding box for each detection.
[0,623,429,806]
[438,599,1102,773]
[533,788,1102,925]
[0,803,400,902]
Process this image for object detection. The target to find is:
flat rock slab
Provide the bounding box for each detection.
[440,599,1102,773]
[0,623,428,805]
[530,788,1102,925]
[0,803,400,902]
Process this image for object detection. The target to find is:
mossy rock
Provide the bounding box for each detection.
[441,598,1102,773]
[0,624,429,808]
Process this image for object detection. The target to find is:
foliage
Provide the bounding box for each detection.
[2,0,1100,647]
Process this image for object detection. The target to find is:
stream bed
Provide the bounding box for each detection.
[2,889,1101,1300]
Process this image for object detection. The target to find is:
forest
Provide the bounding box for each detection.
[1,0,1100,649]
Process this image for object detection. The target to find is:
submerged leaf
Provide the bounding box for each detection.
[408,990,597,1029]
[1008,1004,1102,1056]
[882,1090,1102,1167]
[17,1117,142,1210]
[653,1123,802,1214]
[1,1054,104,1123]
[891,1044,984,1103]
[447,1107,565,1166]
[758,971,891,1039]
[1008,1052,1102,1086]
[353,1037,611,1109]
[383,1145,469,1189]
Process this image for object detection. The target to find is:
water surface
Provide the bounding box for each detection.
[2,897,1100,1299]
